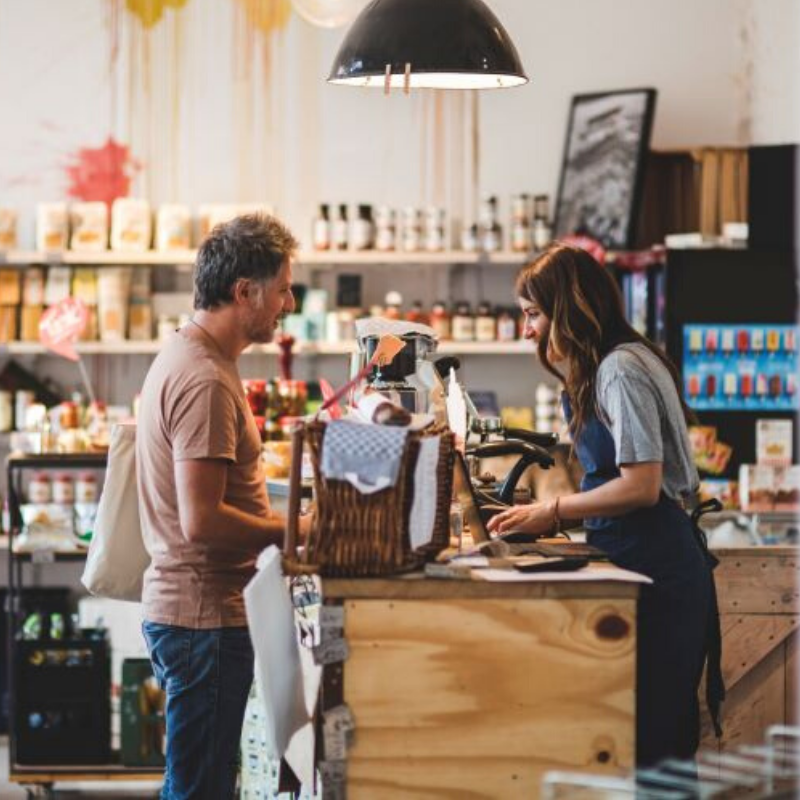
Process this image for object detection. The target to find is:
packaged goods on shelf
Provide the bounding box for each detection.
[72,267,98,303]
[111,198,152,251]
[44,265,72,305]
[0,268,21,304]
[0,305,18,343]
[20,305,43,341]
[36,202,69,251]
[0,206,18,250]
[97,267,132,341]
[156,204,191,250]
[739,463,800,512]
[70,201,109,251]
[756,419,793,466]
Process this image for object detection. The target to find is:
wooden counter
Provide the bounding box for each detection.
[321,572,639,799]
[701,546,799,752]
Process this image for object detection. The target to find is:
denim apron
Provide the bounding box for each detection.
[565,396,723,766]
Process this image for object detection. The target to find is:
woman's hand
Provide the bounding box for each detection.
[486,500,555,536]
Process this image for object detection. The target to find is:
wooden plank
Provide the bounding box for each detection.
[717,640,786,750]
[343,598,635,799]
[324,576,639,602]
[713,552,799,613]
[787,631,798,727]
[719,614,799,690]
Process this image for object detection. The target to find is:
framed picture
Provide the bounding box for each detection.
[553,88,657,250]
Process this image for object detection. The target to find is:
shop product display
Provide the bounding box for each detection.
[36,203,69,251]
[110,198,151,252]
[0,206,18,250]
[69,202,108,251]
[155,204,191,250]
[683,323,799,411]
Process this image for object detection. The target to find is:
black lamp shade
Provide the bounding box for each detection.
[328,0,528,90]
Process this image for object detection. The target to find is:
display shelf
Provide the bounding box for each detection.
[0,248,527,267]
[2,339,534,356]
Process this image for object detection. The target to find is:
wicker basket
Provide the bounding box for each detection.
[296,420,455,577]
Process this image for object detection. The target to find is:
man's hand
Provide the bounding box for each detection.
[486,500,555,536]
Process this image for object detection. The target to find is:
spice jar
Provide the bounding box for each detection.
[451,302,475,342]
[28,472,51,503]
[475,302,497,342]
[278,380,307,418]
[430,302,451,340]
[75,472,99,503]
[497,308,518,342]
[52,473,75,505]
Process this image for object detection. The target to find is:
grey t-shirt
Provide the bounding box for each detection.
[596,342,699,502]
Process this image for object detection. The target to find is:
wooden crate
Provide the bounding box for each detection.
[701,547,799,752]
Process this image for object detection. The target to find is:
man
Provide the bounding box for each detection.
[137,214,298,799]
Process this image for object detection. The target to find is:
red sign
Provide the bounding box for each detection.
[39,297,89,361]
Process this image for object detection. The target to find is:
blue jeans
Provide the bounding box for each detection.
[142,621,254,800]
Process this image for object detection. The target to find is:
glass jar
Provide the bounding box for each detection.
[59,402,79,430]
[475,302,497,342]
[451,302,475,342]
[278,380,307,418]
[28,472,51,503]
[243,379,267,416]
[430,302,451,340]
[52,473,75,504]
[75,472,99,503]
[497,308,518,342]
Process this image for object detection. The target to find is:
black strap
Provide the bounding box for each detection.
[690,498,726,738]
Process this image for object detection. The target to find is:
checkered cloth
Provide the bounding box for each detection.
[321,420,409,494]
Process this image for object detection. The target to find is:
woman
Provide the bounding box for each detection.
[488,243,721,767]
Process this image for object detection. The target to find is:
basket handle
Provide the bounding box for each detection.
[284,422,305,562]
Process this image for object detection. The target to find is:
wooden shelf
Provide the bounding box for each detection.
[0,249,527,267]
[2,339,534,356]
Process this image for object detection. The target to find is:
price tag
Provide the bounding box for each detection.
[31,549,55,564]
[313,637,349,666]
[320,605,345,629]
[319,760,346,800]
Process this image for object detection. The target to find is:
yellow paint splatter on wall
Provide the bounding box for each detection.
[125,0,190,29]
[233,0,292,36]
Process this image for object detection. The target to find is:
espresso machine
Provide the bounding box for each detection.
[355,323,440,413]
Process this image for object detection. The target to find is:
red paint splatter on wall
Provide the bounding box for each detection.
[65,138,141,207]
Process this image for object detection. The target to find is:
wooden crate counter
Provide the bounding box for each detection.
[701,546,799,752]
[320,572,639,799]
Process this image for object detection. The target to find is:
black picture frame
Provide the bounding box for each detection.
[553,87,657,250]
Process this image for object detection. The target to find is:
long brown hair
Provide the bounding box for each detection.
[515,243,695,441]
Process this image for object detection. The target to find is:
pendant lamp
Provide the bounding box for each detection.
[327,0,528,91]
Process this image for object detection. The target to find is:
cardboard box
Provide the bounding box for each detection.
[756,419,793,466]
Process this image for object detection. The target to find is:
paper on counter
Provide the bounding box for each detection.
[471,564,652,583]
[409,435,440,549]
[244,546,308,759]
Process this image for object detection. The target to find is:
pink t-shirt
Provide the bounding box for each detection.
[136,329,269,628]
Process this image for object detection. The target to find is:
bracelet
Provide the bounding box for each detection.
[552,496,562,536]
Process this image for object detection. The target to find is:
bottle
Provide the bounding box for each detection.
[430,302,451,340]
[312,204,331,251]
[400,207,421,252]
[423,207,446,252]
[405,300,429,326]
[475,302,497,342]
[497,308,518,342]
[460,222,479,252]
[510,194,531,253]
[352,204,375,250]
[532,194,552,250]
[332,204,349,251]
[375,206,396,251]
[384,291,403,320]
[479,196,502,252]
[452,302,474,342]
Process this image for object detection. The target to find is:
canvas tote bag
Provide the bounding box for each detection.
[81,422,150,601]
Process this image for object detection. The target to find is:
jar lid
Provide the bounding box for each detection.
[31,472,50,481]
[77,472,97,481]
[54,473,73,482]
